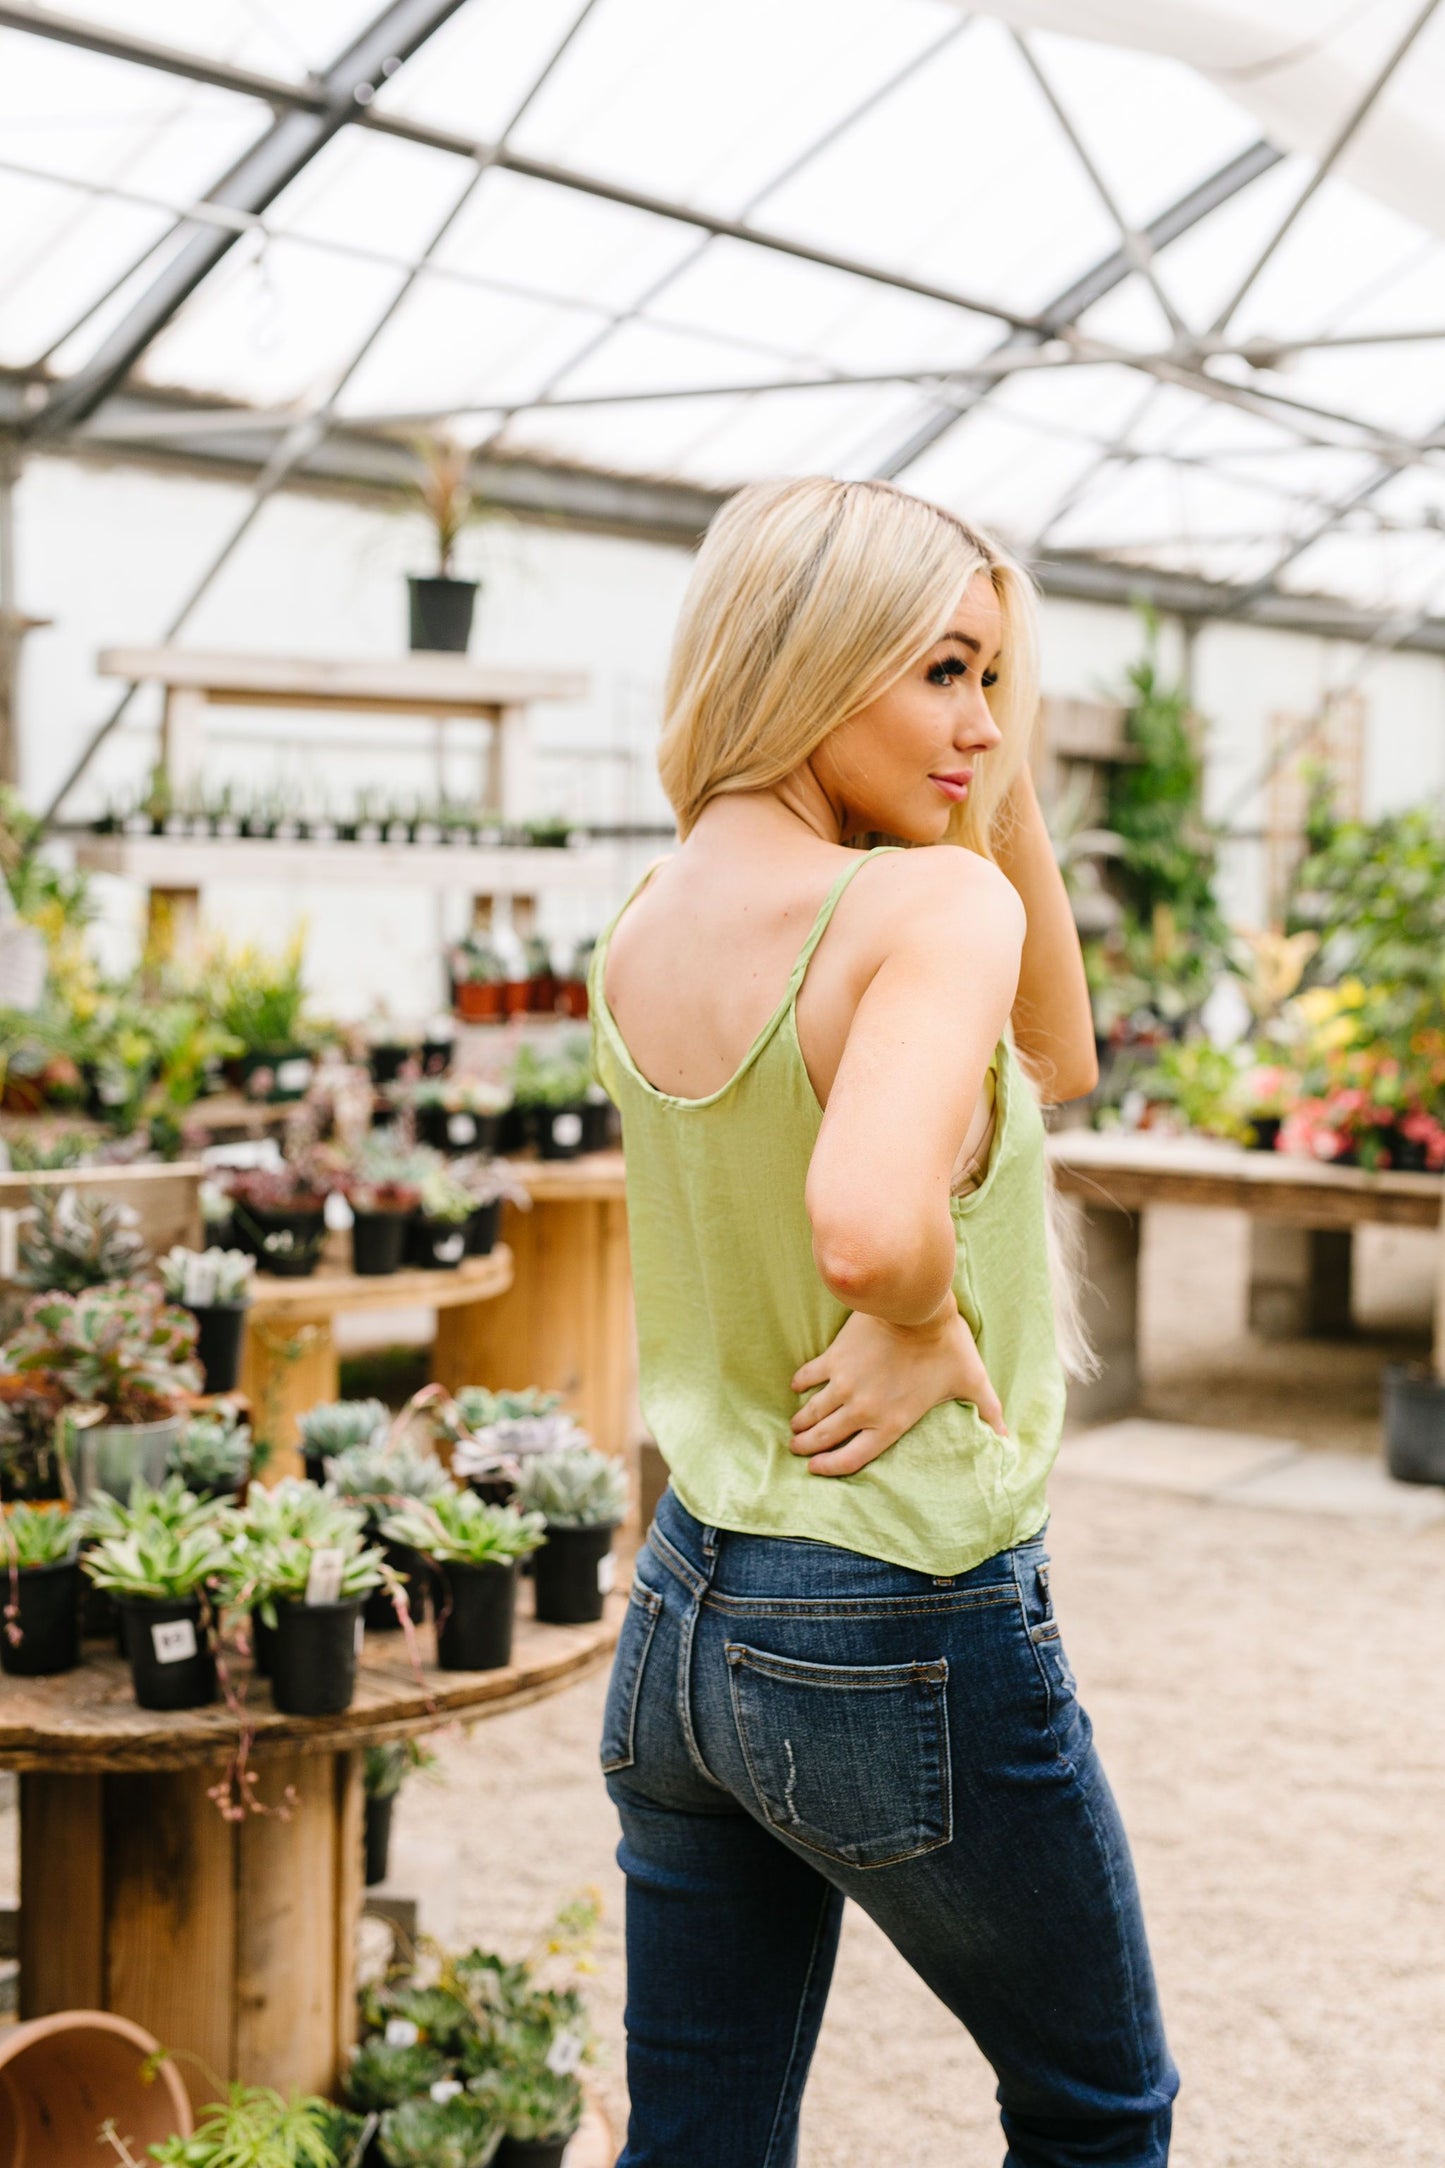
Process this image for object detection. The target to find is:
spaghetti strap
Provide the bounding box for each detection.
[782,844,905,1006]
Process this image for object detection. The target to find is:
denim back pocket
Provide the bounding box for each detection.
[725,1643,952,1870]
[600,1578,664,1774]
[1019,1553,1077,1715]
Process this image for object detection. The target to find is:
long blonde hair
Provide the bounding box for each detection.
[656,475,1095,1382]
[657,475,1040,856]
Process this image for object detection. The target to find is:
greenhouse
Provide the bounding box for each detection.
[1,2,1443,2163]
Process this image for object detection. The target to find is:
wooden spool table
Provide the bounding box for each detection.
[5,1595,622,2115]
[434,1153,635,1459]
[1048,1129,1445,1422]
[242,1245,514,1478]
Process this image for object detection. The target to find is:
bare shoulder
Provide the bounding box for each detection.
[843,845,1024,963]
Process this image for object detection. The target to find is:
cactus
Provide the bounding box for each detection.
[16,1185,150,1294]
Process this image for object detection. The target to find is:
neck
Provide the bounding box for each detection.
[689,766,863,853]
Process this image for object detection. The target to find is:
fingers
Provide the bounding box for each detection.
[790,1353,829,1392]
[789,1402,868,1456]
[790,1381,846,1434]
[963,1370,1008,1437]
[805,1431,889,1477]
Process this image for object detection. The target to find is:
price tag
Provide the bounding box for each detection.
[430,2079,464,2103]
[306,1548,346,1606]
[447,1113,477,1145]
[433,1232,466,1266]
[546,2030,584,2077]
[551,1111,583,1149]
[151,1618,197,1665]
[596,1551,615,1596]
[276,1057,314,1093]
[384,2019,420,2048]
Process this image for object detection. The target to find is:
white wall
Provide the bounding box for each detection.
[11,450,1445,1016]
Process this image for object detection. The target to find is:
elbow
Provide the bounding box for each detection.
[812,1236,889,1310]
[809,1215,950,1315]
[1047,1047,1100,1105]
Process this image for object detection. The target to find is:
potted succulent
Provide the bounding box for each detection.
[0,1376,68,1502]
[237,1526,390,1717]
[378,2094,502,2168]
[450,1406,586,1511]
[410,1077,511,1157]
[14,1184,149,1292]
[167,1401,253,1502]
[381,1492,545,1671]
[0,1282,203,1502]
[344,1135,427,1277]
[449,1156,530,1258]
[295,1396,389,1485]
[346,2035,453,2113]
[557,936,593,1020]
[1240,1062,1298,1152]
[407,436,482,654]
[82,1494,233,1709]
[202,932,315,1101]
[227,1155,339,1278]
[451,936,506,1023]
[407,1167,476,1271]
[509,1046,591,1160]
[363,1738,435,1886]
[0,1500,81,1676]
[471,2065,584,2168]
[234,1476,368,1675]
[325,1436,454,1630]
[515,1446,627,1625]
[158,1243,255,1391]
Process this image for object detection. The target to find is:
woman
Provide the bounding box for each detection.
[587,477,1178,2168]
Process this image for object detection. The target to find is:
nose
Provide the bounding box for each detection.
[959,689,1003,754]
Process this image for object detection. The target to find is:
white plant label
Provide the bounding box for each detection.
[354,1614,365,1656]
[151,1619,197,1665]
[435,1233,466,1265]
[597,1551,615,1596]
[430,2079,464,2103]
[547,2030,584,2077]
[276,1057,314,1093]
[306,1548,346,1606]
[551,1111,584,1149]
[384,2019,420,2048]
[447,1114,477,1144]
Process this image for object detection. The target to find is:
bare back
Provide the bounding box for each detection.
[601,837,998,1185]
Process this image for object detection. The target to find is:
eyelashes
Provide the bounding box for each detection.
[927,654,1000,689]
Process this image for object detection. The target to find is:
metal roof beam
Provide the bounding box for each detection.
[20,0,473,440]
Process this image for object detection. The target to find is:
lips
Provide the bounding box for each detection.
[929,771,972,801]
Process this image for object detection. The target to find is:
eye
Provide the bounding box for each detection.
[926,655,969,685]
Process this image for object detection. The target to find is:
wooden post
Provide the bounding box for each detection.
[1247,1223,1353,1339]
[240,1311,338,1483]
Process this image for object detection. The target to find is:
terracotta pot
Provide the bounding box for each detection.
[0,2008,192,2165]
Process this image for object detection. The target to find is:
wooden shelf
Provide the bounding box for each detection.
[98,648,587,714]
[74,834,627,892]
[1048,1128,1443,1229]
[248,1243,513,1317]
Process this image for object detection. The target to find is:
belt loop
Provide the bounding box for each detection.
[701,1523,719,1566]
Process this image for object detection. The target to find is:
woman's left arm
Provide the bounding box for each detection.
[991,763,1098,1103]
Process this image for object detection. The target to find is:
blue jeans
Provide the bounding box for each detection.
[601,1485,1178,2168]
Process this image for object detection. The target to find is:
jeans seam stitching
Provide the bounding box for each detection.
[703,1588,1016,1618]
[1012,1552,1054,1731]
[647,1522,708,1600]
[676,1589,730,1794]
[599,1595,662,1775]
[760,1883,837,2168]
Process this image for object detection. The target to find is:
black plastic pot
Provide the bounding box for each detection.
[1246,1116,1282,1153]
[188,1301,247,1392]
[580,1099,613,1153]
[364,1536,426,1632]
[250,1603,276,1677]
[303,1451,328,1487]
[352,1210,408,1277]
[1383,1363,1445,1485]
[498,1104,532,1155]
[80,1566,115,1642]
[1393,1136,1430,1173]
[404,1213,470,1271]
[536,1103,587,1160]
[364,1792,394,1886]
[408,574,477,653]
[119,1595,217,1710]
[368,1043,413,1086]
[238,1207,327,1277]
[241,1047,315,1102]
[532,1522,617,1625]
[0,1557,81,1677]
[466,1198,501,1256]
[467,1473,516,1510]
[497,2136,573,2168]
[269,1597,364,1716]
[433,1558,518,1671]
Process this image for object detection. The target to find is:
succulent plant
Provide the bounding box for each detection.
[82,1519,231,1602]
[77,1472,227,1546]
[167,1403,252,1494]
[236,1476,367,1550]
[418,1168,474,1225]
[0,1283,202,1424]
[0,1500,80,1568]
[295,1400,390,1458]
[238,1532,388,1625]
[449,1412,589,1485]
[345,2037,452,2113]
[376,2095,500,2168]
[381,1493,544,1568]
[15,1184,150,1294]
[467,2063,583,2145]
[514,1446,627,1530]
[452,1387,563,1430]
[325,1439,454,1514]
[150,2084,355,2168]
[158,1244,256,1306]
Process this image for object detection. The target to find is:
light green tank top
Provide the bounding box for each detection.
[587,845,1065,1577]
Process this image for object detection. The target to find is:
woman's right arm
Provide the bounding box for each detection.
[804,849,1025,1326]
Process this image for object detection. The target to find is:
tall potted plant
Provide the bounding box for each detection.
[0,1283,203,1502]
[381,1492,545,1671]
[408,436,481,653]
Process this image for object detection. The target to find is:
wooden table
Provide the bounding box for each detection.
[243,1246,514,1477]
[434,1153,637,1460]
[7,1596,622,2112]
[1048,1129,1445,1421]
[0,1160,203,1283]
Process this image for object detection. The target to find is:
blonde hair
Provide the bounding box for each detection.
[657,475,1040,855]
[657,475,1095,1382]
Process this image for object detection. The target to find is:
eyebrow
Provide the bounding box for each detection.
[937,628,1001,665]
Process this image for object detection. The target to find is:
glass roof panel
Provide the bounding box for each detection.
[34,0,388,82]
[0,168,172,367]
[431,171,707,315]
[335,275,616,422]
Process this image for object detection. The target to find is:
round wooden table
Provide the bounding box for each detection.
[5,1592,621,2114]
